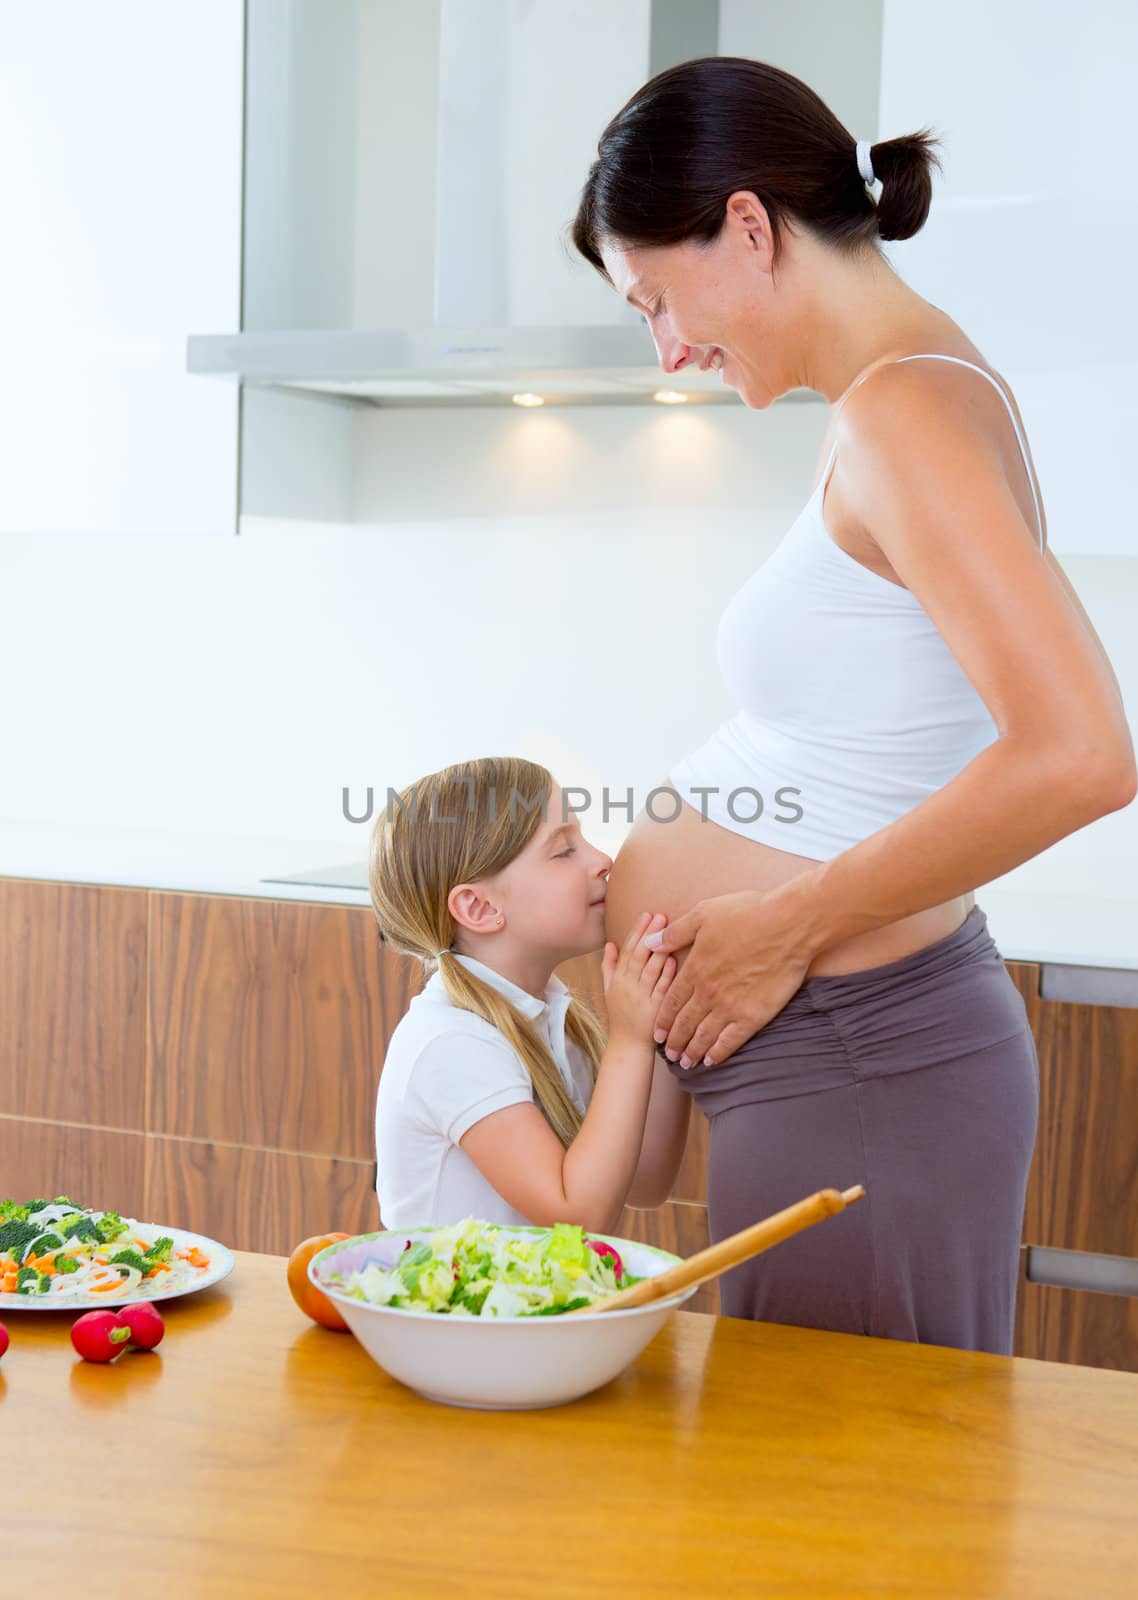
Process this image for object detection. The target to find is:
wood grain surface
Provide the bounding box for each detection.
[1007,959,1138,1258]
[1006,959,1138,1369]
[147,890,408,1159]
[4,1249,1138,1599]
[5,882,1136,1368]
[0,878,147,1127]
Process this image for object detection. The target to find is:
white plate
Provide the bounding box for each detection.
[0,1222,235,1311]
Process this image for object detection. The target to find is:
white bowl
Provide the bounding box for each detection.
[309,1225,698,1410]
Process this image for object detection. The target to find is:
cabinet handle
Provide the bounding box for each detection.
[1039,964,1138,1008]
[1026,1244,1138,1298]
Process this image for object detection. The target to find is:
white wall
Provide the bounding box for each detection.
[0,1,1134,907]
[0,0,242,536]
[876,0,1138,555]
[0,398,822,865]
[0,394,1135,902]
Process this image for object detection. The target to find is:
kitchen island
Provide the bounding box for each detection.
[4,1249,1138,1597]
[3,857,1137,1361]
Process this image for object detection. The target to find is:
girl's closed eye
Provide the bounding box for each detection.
[556,846,576,858]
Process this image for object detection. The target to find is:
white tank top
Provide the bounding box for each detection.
[668,354,1045,861]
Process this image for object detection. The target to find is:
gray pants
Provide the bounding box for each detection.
[668,905,1039,1355]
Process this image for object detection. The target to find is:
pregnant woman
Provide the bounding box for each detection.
[572,58,1136,1354]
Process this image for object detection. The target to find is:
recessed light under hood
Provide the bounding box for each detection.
[187,0,746,408]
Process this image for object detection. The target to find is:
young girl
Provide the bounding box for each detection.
[368,756,687,1235]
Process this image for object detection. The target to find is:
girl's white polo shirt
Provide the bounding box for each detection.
[375,951,595,1230]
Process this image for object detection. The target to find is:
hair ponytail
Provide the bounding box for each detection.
[862,130,943,242]
[434,951,606,1146]
[570,56,943,273]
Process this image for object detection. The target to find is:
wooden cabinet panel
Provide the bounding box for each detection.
[0,1116,147,1219]
[619,1200,718,1316]
[1006,960,1138,1260]
[0,879,147,1129]
[148,892,418,1161]
[145,1134,379,1256]
[0,1114,378,1259]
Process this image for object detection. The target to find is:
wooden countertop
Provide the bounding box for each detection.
[4,1249,1138,1597]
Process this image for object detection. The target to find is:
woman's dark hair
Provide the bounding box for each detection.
[570,56,943,281]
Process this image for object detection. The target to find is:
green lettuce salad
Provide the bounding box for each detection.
[328,1218,644,1318]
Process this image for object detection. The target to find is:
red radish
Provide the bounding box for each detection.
[586,1239,624,1281]
[71,1309,132,1363]
[0,1320,8,1360]
[117,1300,165,1351]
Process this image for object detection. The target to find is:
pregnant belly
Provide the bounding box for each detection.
[603,777,973,980]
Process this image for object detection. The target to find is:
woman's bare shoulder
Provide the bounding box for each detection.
[835,352,1044,555]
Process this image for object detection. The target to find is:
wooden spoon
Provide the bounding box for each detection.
[569,1185,866,1315]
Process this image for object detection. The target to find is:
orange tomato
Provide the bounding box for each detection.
[286,1233,352,1332]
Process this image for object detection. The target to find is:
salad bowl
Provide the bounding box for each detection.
[309,1224,699,1410]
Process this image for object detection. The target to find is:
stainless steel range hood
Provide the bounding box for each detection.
[185,324,744,407]
[187,0,745,408]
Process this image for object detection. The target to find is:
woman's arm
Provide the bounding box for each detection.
[781,368,1136,952]
[645,366,1136,1066]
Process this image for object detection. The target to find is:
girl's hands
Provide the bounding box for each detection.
[601,911,677,1046]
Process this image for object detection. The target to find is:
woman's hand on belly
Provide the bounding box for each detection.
[642,888,816,1068]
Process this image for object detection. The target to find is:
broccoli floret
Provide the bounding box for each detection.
[0,1199,31,1223]
[0,1218,43,1260]
[54,1254,80,1276]
[109,1249,148,1275]
[51,1196,77,1206]
[58,1215,100,1244]
[143,1235,174,1264]
[15,1265,41,1294]
[27,1231,63,1257]
[94,1212,129,1244]
[25,1198,50,1215]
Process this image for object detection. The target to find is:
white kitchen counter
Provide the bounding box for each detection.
[1,820,1134,971]
[0,821,375,910]
[974,888,1135,973]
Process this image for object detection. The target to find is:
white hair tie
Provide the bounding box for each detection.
[856,139,877,189]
